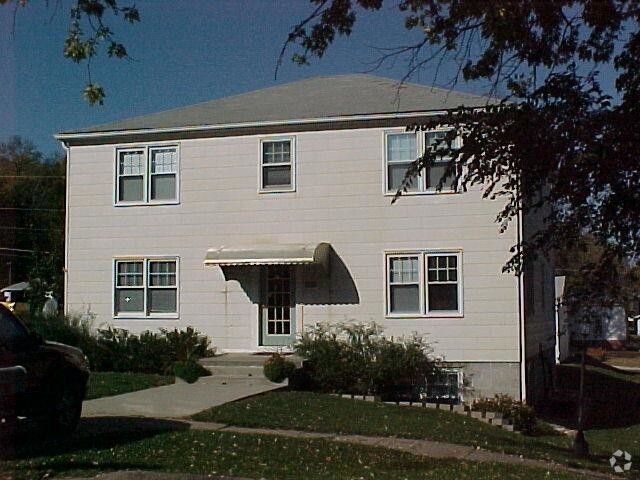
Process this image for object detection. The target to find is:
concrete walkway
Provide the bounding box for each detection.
[183,420,612,479]
[82,375,286,418]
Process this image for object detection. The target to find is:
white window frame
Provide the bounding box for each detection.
[113,256,179,319]
[259,137,296,193]
[114,144,180,206]
[385,249,463,318]
[386,254,424,317]
[383,128,460,196]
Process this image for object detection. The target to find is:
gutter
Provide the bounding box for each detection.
[54,110,449,142]
[517,207,527,402]
[61,140,70,316]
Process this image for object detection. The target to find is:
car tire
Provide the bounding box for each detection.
[47,382,83,435]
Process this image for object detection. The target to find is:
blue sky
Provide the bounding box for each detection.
[0,1,502,156]
[1,1,588,156]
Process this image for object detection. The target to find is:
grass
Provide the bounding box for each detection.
[85,372,174,400]
[1,426,586,480]
[192,391,637,472]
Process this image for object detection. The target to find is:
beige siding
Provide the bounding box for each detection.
[66,127,521,360]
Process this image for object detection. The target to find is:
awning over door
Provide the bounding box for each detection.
[204,242,331,269]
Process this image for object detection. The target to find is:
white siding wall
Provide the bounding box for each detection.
[66,127,520,361]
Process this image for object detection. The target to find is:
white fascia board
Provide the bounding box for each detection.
[55,111,448,141]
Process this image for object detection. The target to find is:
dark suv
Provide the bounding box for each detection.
[0,304,90,435]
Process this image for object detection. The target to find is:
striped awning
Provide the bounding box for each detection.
[204,243,331,269]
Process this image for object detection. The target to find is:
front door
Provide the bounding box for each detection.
[260,265,296,346]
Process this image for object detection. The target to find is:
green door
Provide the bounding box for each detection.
[260,266,296,346]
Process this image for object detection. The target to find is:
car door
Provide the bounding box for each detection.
[0,307,48,416]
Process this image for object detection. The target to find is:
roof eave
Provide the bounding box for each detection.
[55,110,451,142]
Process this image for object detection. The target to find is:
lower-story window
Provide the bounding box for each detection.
[114,257,178,317]
[421,369,464,404]
[386,250,462,316]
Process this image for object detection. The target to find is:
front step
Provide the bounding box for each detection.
[203,365,265,377]
[199,353,303,378]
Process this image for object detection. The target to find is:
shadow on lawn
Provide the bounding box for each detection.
[0,416,190,461]
[538,364,640,430]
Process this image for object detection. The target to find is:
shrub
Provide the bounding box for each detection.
[295,322,436,396]
[173,359,212,384]
[21,311,214,375]
[472,394,537,434]
[263,353,296,383]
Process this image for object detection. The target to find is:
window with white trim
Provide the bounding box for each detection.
[385,129,460,194]
[116,146,179,204]
[261,139,294,191]
[114,258,178,317]
[425,130,457,190]
[386,251,462,316]
[386,133,418,192]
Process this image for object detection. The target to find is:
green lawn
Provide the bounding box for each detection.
[1,428,586,480]
[193,391,637,472]
[85,372,175,399]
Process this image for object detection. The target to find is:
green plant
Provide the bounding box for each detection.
[21,311,214,376]
[472,394,537,435]
[263,353,296,383]
[295,322,436,396]
[173,359,212,384]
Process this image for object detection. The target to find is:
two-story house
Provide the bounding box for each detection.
[56,75,556,402]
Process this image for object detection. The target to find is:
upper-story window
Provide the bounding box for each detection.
[260,138,295,192]
[116,146,179,205]
[385,130,460,194]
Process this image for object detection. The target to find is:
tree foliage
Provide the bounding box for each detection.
[1,0,139,105]
[0,136,65,309]
[283,0,640,308]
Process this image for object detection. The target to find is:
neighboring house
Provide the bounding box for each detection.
[569,306,628,349]
[1,281,29,303]
[56,75,556,403]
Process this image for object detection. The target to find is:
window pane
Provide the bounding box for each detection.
[390,284,420,313]
[149,261,177,286]
[117,261,143,287]
[263,141,291,164]
[388,164,418,192]
[150,148,177,174]
[427,163,454,190]
[151,174,176,200]
[119,176,144,202]
[426,131,449,152]
[428,284,458,311]
[390,257,419,283]
[387,134,416,162]
[148,288,177,313]
[263,165,291,188]
[115,288,144,313]
[119,151,144,175]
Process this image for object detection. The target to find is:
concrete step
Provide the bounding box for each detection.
[199,353,303,368]
[203,365,265,377]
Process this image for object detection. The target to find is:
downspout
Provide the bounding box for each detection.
[517,207,527,402]
[61,141,70,316]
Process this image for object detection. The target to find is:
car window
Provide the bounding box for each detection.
[0,307,29,349]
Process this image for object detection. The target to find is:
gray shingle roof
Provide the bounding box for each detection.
[61,75,491,136]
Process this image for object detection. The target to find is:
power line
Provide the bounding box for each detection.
[0,226,63,231]
[0,207,64,212]
[0,175,64,179]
